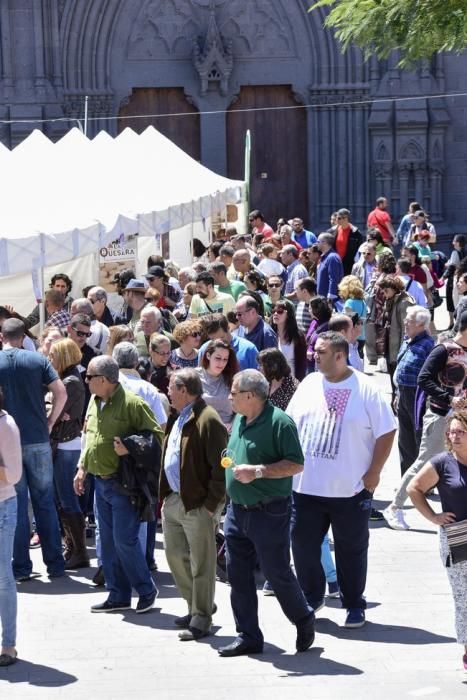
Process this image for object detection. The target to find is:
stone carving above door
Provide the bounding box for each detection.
[127,0,294,61]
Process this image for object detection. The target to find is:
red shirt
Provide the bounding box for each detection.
[254,222,274,239]
[367,208,392,242]
[335,225,350,260]
[408,264,427,285]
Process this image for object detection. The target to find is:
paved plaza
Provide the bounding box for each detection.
[2,361,467,699]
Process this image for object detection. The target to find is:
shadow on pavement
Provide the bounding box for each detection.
[316,617,455,644]
[0,659,77,687]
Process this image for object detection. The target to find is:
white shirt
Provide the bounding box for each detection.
[118,371,168,426]
[257,258,285,278]
[278,339,296,377]
[88,320,110,354]
[287,370,396,497]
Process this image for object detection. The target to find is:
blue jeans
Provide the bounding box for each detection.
[95,477,155,603]
[224,497,310,647]
[321,533,337,583]
[0,496,17,647]
[53,449,82,513]
[13,443,65,579]
[292,490,372,610]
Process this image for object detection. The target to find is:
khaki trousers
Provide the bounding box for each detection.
[162,493,222,632]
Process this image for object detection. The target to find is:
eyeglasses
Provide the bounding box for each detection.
[85,374,103,381]
[190,332,201,338]
[150,345,171,356]
[73,329,92,338]
[268,283,282,288]
[449,428,467,436]
[230,390,249,396]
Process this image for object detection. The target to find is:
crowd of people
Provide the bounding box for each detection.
[0,199,467,670]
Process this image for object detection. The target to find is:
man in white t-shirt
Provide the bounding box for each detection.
[287,332,396,629]
[189,272,235,318]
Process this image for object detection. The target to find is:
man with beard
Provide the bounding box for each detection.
[189,272,235,318]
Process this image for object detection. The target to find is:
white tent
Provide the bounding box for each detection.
[0,126,245,313]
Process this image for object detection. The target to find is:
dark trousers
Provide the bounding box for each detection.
[397,385,420,476]
[224,497,310,647]
[291,490,372,611]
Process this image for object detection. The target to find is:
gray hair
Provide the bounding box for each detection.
[406,305,431,329]
[281,244,299,258]
[90,355,119,384]
[88,286,107,302]
[318,233,335,247]
[178,267,196,282]
[235,369,269,402]
[72,298,94,319]
[172,368,202,398]
[140,305,162,323]
[112,341,139,369]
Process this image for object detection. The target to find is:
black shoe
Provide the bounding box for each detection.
[136,588,159,614]
[91,599,131,613]
[218,638,263,657]
[174,603,218,629]
[295,612,315,652]
[15,572,41,583]
[48,570,66,579]
[92,566,105,587]
[148,561,158,572]
[370,508,385,521]
[178,626,211,641]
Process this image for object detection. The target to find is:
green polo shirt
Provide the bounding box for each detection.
[217,281,247,301]
[81,384,164,476]
[226,401,304,506]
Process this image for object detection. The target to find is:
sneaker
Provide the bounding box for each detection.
[92,565,105,587]
[91,600,131,613]
[382,506,409,530]
[344,608,366,628]
[463,653,467,672]
[311,599,325,613]
[136,587,159,614]
[377,357,388,373]
[29,533,40,549]
[262,580,275,596]
[327,581,340,598]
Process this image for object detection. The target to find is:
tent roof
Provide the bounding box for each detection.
[0,126,245,276]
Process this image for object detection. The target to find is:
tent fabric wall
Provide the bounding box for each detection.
[0,126,245,278]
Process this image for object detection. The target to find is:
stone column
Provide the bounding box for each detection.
[197,94,228,175]
[32,0,46,96]
[0,1,13,97]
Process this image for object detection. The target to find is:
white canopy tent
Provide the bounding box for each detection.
[0,126,245,314]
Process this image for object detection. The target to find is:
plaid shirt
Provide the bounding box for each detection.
[285,259,308,295]
[45,308,71,329]
[395,331,435,388]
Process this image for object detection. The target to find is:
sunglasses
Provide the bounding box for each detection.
[190,332,201,338]
[73,329,92,338]
[85,374,103,380]
[268,283,282,288]
[273,308,286,315]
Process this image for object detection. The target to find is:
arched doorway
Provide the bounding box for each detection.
[227,85,308,225]
[118,87,201,161]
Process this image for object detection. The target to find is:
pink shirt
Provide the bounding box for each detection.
[254,222,274,239]
[0,411,22,502]
[367,208,392,241]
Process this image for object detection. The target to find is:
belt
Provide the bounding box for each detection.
[96,474,117,480]
[235,496,288,512]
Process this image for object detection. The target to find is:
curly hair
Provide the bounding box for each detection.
[378,250,397,274]
[173,319,202,344]
[378,276,406,293]
[338,275,364,300]
[445,413,467,452]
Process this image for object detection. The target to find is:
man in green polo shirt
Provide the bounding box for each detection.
[74,356,163,615]
[217,369,315,658]
[210,261,247,301]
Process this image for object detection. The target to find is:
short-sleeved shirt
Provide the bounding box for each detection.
[226,401,304,506]
[367,208,392,242]
[198,335,258,370]
[431,451,467,522]
[217,281,247,301]
[189,290,235,317]
[0,348,58,445]
[287,369,397,497]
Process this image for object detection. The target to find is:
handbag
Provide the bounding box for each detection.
[431,288,443,308]
[444,519,467,566]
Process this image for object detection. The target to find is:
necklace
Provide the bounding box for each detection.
[178,346,195,359]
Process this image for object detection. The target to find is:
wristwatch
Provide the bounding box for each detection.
[255,465,264,480]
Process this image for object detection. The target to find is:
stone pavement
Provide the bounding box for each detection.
[2,337,467,698]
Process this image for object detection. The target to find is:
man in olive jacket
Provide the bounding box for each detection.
[160,368,227,641]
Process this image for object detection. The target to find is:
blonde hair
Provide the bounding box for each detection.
[338,275,364,300]
[107,325,133,355]
[50,338,82,376]
[173,319,202,344]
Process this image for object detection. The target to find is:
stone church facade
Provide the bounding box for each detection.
[1,0,466,236]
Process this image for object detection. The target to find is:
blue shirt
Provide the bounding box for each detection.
[317,250,344,299]
[395,332,435,388]
[198,335,258,370]
[163,401,195,493]
[293,229,317,248]
[0,348,58,445]
[235,317,278,352]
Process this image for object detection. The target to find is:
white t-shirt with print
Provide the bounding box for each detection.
[287,370,396,497]
[189,290,235,317]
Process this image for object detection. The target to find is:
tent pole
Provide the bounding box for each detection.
[38,265,45,334]
[244,129,251,232]
[191,200,195,263]
[84,95,89,137]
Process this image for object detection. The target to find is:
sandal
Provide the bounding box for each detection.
[0,652,17,667]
